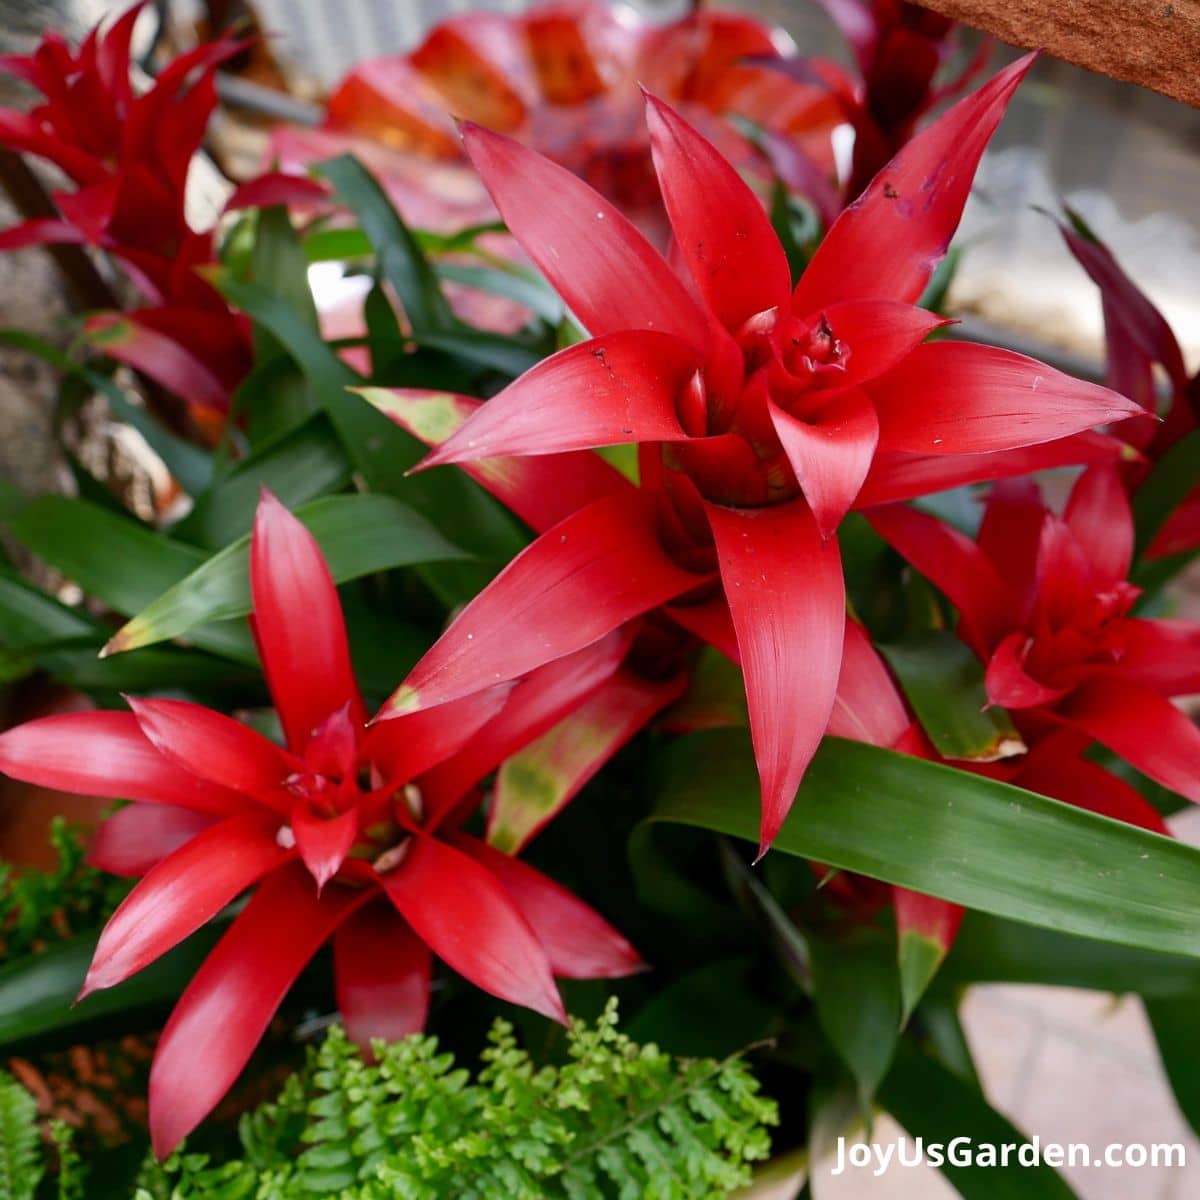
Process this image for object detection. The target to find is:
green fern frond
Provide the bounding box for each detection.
[0,1072,43,1200]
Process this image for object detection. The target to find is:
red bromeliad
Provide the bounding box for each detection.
[0,491,642,1157]
[0,4,259,421]
[871,466,1200,807]
[381,59,1139,853]
[1059,212,1200,559]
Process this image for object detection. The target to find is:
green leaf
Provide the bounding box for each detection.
[249,206,319,337]
[0,566,99,647]
[315,155,457,334]
[413,328,544,378]
[650,730,1200,959]
[942,911,1200,997]
[0,924,225,1053]
[879,1044,1079,1198]
[898,930,951,1029]
[1144,995,1200,1138]
[169,415,351,549]
[107,493,466,655]
[809,928,900,1108]
[1132,428,1200,560]
[3,495,256,664]
[436,262,564,325]
[880,631,1025,761]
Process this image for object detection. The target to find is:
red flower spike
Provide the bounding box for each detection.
[148,865,370,1158]
[334,903,432,1049]
[0,489,646,1154]
[379,834,567,1024]
[86,804,217,878]
[81,812,288,999]
[448,833,645,978]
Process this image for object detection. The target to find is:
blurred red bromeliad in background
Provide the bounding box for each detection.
[1058,212,1200,560]
[378,57,1140,854]
[0,491,642,1158]
[871,466,1200,808]
[275,1,844,241]
[0,2,252,424]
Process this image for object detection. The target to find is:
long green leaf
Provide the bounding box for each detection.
[1144,995,1200,1138]
[1132,428,1200,559]
[879,1045,1079,1199]
[107,493,466,654]
[0,567,100,646]
[650,730,1200,959]
[880,631,1023,761]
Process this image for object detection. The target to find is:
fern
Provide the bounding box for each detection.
[144,999,777,1199]
[0,1072,43,1200]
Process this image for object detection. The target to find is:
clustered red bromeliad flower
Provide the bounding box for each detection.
[378,56,1141,853]
[0,492,643,1157]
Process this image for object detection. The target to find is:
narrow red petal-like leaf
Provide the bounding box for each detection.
[251,490,366,755]
[643,91,791,331]
[664,592,741,664]
[87,803,216,878]
[0,216,87,251]
[292,802,358,892]
[334,902,431,1047]
[419,632,630,816]
[0,712,246,815]
[223,171,331,213]
[148,865,366,1157]
[856,431,1130,507]
[1017,744,1171,836]
[0,109,109,183]
[489,668,686,853]
[364,685,513,786]
[816,300,950,387]
[705,497,845,853]
[976,479,1046,620]
[1148,489,1200,560]
[770,386,879,538]
[794,55,1035,310]
[83,812,287,998]
[867,503,1010,656]
[1060,680,1200,805]
[984,632,1070,709]
[1062,465,1133,588]
[390,491,705,714]
[379,834,565,1022]
[1116,619,1200,695]
[448,833,644,978]
[126,696,295,807]
[365,388,633,534]
[871,342,1143,456]
[85,313,230,412]
[828,620,910,746]
[416,331,698,470]
[461,122,707,352]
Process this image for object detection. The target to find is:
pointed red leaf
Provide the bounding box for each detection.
[856,431,1129,507]
[644,91,791,331]
[391,491,705,714]
[85,314,230,412]
[828,620,910,746]
[365,388,632,534]
[1063,465,1133,588]
[87,803,216,878]
[810,300,951,387]
[870,342,1143,456]
[866,503,1010,656]
[705,497,845,853]
[126,696,295,809]
[334,902,431,1047]
[1060,680,1200,805]
[292,802,359,892]
[83,812,288,998]
[1116,619,1200,696]
[664,592,741,665]
[793,55,1035,310]
[489,668,686,853]
[416,330,698,470]
[769,386,879,538]
[0,711,247,816]
[364,685,513,786]
[448,833,644,978]
[984,632,1070,709]
[419,632,630,816]
[461,122,707,352]
[223,171,331,213]
[379,834,565,1022]
[0,217,87,251]
[894,887,964,1022]
[148,865,366,1157]
[251,490,366,755]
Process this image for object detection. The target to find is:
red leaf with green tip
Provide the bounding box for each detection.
[82,812,288,998]
[705,496,845,854]
[489,667,686,853]
[894,888,964,1025]
[148,865,367,1158]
